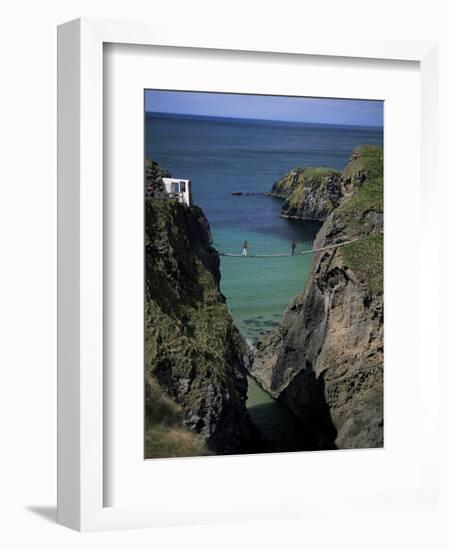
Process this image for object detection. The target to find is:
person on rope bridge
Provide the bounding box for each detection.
[291,239,297,255]
[242,240,248,257]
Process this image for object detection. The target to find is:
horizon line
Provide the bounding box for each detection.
[145,110,383,130]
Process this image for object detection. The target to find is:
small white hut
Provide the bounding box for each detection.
[162,178,192,206]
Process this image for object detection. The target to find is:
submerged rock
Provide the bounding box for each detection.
[251,146,384,450]
[230,191,266,196]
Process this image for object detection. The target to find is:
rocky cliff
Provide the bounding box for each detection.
[145,157,172,199]
[144,158,257,457]
[251,146,384,449]
[270,167,342,221]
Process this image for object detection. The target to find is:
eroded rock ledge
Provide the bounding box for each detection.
[269,167,342,221]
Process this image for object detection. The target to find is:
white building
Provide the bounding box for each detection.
[162,178,192,206]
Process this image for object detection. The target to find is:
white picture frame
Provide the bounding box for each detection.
[57,17,440,531]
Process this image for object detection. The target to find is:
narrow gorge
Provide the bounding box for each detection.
[145,144,384,457]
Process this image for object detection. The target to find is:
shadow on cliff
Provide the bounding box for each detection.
[279,363,337,451]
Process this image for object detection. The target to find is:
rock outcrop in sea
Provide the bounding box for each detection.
[270,167,342,221]
[144,158,257,458]
[250,146,384,450]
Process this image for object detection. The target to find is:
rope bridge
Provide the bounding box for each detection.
[214,240,314,258]
[214,237,361,258]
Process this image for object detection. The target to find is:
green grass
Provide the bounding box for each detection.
[145,427,210,459]
[341,234,383,295]
[145,376,209,459]
[334,146,384,294]
[337,145,383,233]
[301,167,340,179]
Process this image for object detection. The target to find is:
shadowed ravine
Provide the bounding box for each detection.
[246,377,315,452]
[217,231,324,452]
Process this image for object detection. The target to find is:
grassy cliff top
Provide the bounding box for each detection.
[338,145,383,222]
[341,233,383,294]
[335,145,384,294]
[301,167,341,179]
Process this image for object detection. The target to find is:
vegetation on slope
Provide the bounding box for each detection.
[334,145,384,294]
[144,196,254,457]
[145,199,246,401]
[341,233,383,294]
[337,145,383,233]
[145,376,208,459]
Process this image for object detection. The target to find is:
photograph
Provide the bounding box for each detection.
[144,90,384,458]
[0,0,442,541]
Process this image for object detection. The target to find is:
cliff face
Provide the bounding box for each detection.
[145,157,171,199]
[251,146,384,449]
[144,160,256,457]
[270,167,341,221]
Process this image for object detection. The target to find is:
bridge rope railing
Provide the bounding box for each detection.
[213,240,315,257]
[213,236,363,257]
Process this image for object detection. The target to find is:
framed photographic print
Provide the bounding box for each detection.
[57,18,440,530]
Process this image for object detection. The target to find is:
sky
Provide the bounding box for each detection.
[144,90,383,128]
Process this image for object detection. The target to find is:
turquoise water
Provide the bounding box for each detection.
[218,233,315,341]
[145,112,383,451]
